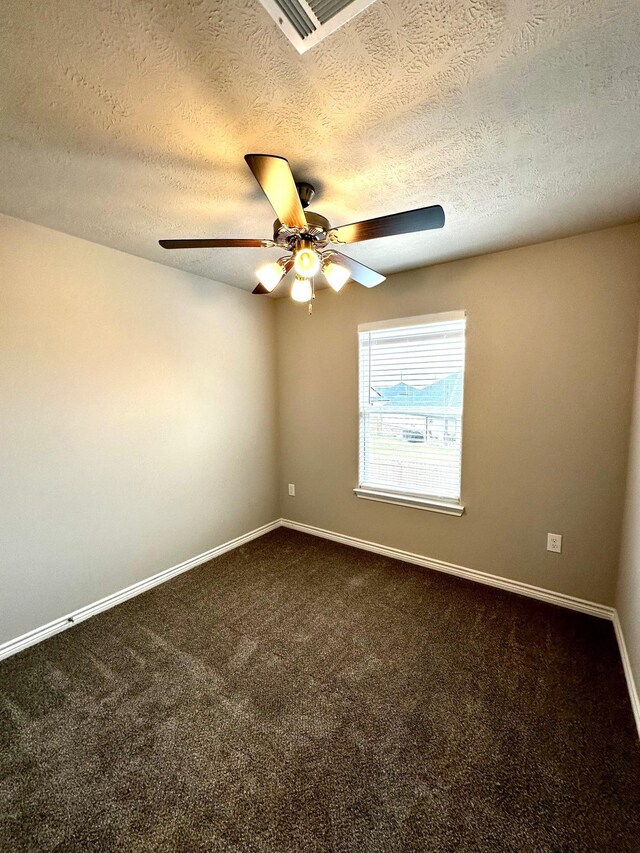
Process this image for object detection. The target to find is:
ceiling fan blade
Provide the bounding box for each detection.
[159,238,267,249]
[329,251,386,288]
[244,154,307,230]
[330,205,445,244]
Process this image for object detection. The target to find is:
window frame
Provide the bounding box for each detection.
[354,311,466,516]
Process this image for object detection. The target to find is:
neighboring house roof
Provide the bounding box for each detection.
[373,372,463,408]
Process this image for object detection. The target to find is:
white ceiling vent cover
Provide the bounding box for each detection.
[259,0,378,53]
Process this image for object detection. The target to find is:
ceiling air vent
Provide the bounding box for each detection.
[259,0,378,53]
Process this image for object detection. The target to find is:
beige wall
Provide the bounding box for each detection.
[3,215,639,649]
[276,223,640,606]
[618,331,640,693]
[0,214,279,645]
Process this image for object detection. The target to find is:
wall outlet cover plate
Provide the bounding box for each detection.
[547,533,562,553]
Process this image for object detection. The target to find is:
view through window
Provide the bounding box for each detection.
[358,312,466,505]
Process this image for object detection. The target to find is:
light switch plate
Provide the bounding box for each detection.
[288,483,295,496]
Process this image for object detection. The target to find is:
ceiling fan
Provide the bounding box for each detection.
[159,154,445,303]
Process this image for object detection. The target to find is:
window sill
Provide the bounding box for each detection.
[353,487,465,516]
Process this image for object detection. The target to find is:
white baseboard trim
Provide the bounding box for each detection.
[0,519,281,662]
[612,612,640,739]
[281,519,614,620]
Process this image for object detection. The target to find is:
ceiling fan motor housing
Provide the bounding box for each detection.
[273,210,331,248]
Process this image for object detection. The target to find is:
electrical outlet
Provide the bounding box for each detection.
[288,483,295,496]
[547,533,562,553]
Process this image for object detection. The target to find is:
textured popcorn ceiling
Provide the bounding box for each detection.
[1,0,639,292]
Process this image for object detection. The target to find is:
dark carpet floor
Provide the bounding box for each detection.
[1,528,639,852]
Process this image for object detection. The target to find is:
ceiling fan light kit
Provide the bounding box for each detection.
[159,154,445,306]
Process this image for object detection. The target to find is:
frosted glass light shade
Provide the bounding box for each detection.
[256,261,284,291]
[323,261,350,292]
[291,276,313,302]
[293,243,321,278]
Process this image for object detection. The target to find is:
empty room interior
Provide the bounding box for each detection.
[2,1,640,850]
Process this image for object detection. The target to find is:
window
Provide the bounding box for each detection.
[355,311,466,515]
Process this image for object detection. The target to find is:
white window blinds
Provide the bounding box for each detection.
[358,312,466,505]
